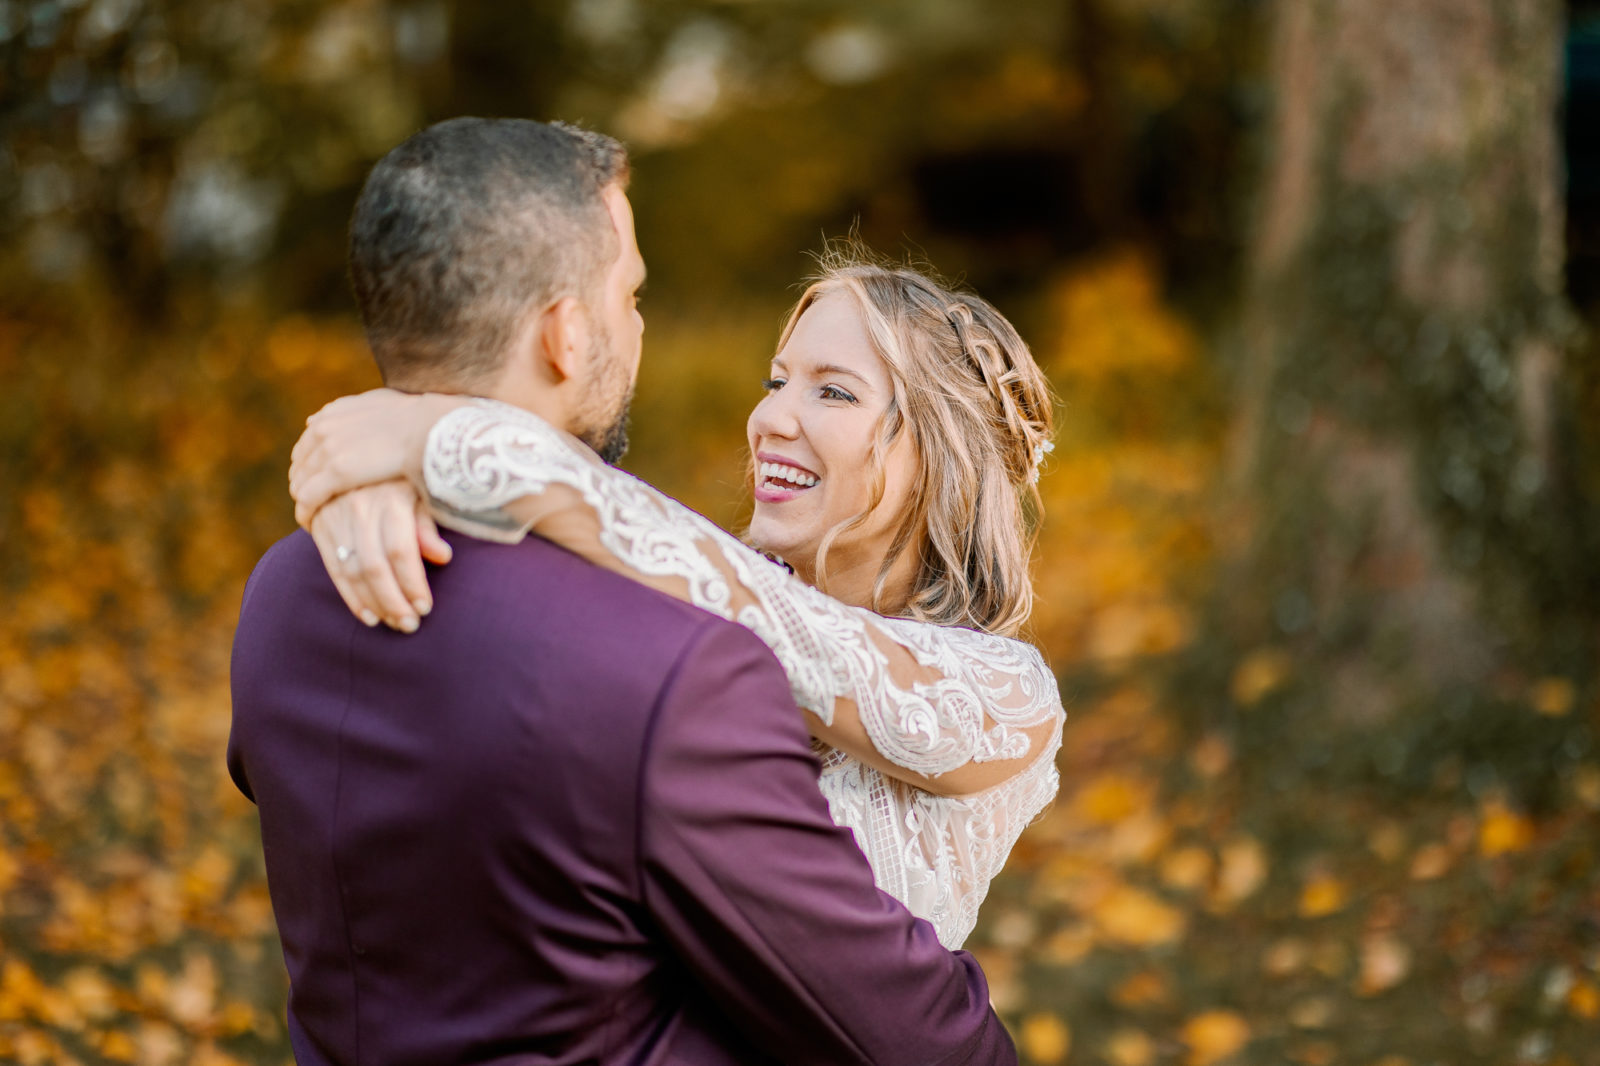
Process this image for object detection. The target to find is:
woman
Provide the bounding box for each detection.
[288,250,1064,949]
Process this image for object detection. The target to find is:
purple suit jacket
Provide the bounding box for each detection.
[228,530,1016,1066]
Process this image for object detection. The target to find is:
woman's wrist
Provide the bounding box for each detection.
[406,393,472,476]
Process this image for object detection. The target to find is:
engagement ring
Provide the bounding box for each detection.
[336,545,356,564]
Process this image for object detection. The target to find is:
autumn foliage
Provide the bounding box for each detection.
[4,1,1600,1064]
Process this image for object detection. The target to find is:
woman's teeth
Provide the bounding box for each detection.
[759,461,819,488]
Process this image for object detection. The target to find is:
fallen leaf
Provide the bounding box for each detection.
[1569,979,1600,1019]
[1359,936,1412,994]
[1093,884,1187,946]
[1409,843,1452,880]
[1212,837,1267,907]
[1479,801,1534,857]
[1263,938,1308,977]
[1530,677,1575,717]
[1112,970,1172,1008]
[1298,875,1347,918]
[1106,1029,1155,1066]
[1182,1010,1251,1066]
[1288,995,1335,1028]
[1160,846,1214,893]
[1075,773,1147,825]
[1231,649,1291,706]
[1021,1012,1072,1064]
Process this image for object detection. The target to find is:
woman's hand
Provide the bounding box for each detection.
[309,479,454,631]
[289,388,469,527]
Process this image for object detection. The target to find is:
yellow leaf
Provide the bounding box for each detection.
[1181,1010,1251,1066]
[1479,801,1534,857]
[61,967,116,1022]
[1111,970,1171,1008]
[1575,767,1600,810]
[1020,1012,1072,1064]
[1231,649,1291,706]
[1160,846,1214,893]
[1262,938,1308,977]
[1042,924,1096,965]
[1298,875,1347,918]
[96,1030,138,1062]
[1106,1029,1155,1066]
[1093,885,1187,946]
[1287,995,1334,1028]
[1367,822,1407,863]
[1530,677,1575,717]
[166,952,217,1027]
[1074,774,1146,825]
[1212,837,1267,907]
[13,1029,56,1066]
[1107,812,1172,866]
[1189,734,1232,778]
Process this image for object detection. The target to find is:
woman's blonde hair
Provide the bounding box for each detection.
[776,243,1055,637]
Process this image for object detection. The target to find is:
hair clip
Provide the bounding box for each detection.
[1030,440,1054,483]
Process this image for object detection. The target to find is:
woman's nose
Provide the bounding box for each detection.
[748,389,801,442]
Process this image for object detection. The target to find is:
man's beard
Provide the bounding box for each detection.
[577,326,634,465]
[586,383,633,465]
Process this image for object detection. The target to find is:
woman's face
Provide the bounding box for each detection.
[746,294,918,596]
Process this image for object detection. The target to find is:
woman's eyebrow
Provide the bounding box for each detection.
[815,363,871,387]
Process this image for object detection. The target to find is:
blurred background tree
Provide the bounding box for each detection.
[1,1,1597,1063]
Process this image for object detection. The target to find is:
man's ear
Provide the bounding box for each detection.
[534,296,591,385]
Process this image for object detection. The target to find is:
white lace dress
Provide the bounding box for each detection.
[422,399,1065,949]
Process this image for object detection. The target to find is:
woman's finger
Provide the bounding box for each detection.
[415,505,453,567]
[381,486,433,620]
[310,510,379,627]
[322,494,387,629]
[353,489,420,631]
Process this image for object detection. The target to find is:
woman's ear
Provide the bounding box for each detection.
[535,296,591,385]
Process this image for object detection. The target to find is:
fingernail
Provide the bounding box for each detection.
[439,545,453,561]
[413,599,432,617]
[399,615,419,633]
[360,610,379,627]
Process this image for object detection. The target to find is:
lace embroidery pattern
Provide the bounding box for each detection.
[424,399,1066,948]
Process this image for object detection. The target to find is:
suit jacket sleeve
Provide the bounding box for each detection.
[637,620,1018,1066]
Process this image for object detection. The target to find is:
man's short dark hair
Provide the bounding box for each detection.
[349,117,630,388]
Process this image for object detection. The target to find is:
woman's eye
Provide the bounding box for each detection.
[820,384,858,403]
[762,377,786,392]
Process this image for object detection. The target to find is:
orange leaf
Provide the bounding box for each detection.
[1298,875,1347,918]
[1182,1010,1251,1066]
[1106,1029,1155,1066]
[1231,649,1290,706]
[1530,677,1575,717]
[1478,801,1534,857]
[1020,1013,1072,1064]
[1093,885,1187,947]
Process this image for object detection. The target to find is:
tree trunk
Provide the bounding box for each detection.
[1224,0,1589,749]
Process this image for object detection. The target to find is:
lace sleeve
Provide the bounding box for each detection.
[423,399,1064,795]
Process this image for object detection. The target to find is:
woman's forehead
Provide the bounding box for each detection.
[776,294,887,378]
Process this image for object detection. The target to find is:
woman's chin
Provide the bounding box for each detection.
[748,514,810,563]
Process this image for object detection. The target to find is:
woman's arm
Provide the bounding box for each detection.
[290,391,1065,797]
[424,399,1064,797]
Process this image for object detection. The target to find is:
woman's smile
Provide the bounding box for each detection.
[754,452,822,503]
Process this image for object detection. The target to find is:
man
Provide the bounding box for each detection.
[228,117,1016,1065]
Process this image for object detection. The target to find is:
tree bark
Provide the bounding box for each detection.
[1226,0,1588,726]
